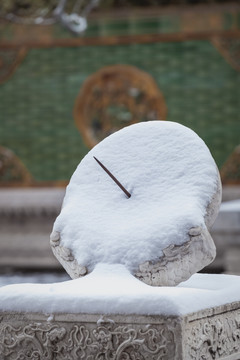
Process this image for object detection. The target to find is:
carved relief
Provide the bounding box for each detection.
[134,170,222,286]
[185,309,240,359]
[0,317,177,359]
[50,231,87,279]
[74,64,167,148]
[0,145,33,186]
[135,226,216,286]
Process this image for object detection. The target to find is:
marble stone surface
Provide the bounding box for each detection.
[0,301,240,360]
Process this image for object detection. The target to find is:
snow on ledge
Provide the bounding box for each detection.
[0,264,240,316]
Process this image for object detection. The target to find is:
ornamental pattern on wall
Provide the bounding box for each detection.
[185,309,240,359]
[74,64,167,148]
[0,48,27,84]
[0,318,177,360]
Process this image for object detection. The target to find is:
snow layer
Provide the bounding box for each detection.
[53,121,219,273]
[0,264,240,316]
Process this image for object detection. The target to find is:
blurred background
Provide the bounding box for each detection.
[0,0,240,285]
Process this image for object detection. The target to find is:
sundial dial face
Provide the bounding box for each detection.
[50,121,222,286]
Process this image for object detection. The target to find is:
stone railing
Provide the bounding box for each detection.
[1,187,240,273]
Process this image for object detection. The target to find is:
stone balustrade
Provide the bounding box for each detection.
[0,186,239,273]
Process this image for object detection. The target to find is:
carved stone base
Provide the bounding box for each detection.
[1,302,240,360]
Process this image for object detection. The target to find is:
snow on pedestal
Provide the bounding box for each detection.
[0,268,240,359]
[0,121,240,360]
[0,264,240,316]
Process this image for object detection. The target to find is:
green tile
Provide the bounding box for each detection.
[0,39,240,182]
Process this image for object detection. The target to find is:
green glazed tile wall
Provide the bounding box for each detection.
[0,40,239,182]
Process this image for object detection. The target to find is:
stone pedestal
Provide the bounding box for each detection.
[1,301,240,360]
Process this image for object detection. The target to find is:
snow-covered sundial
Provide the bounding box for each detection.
[50,121,222,286]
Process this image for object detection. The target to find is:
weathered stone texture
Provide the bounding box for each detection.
[0,313,181,360]
[1,302,240,360]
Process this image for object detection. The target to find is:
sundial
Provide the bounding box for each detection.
[50,120,222,286]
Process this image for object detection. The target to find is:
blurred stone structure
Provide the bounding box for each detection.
[0,186,240,274]
[211,199,240,275]
[0,188,63,271]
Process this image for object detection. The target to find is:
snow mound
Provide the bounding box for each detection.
[0,265,240,316]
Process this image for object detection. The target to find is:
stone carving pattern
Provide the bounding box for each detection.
[135,226,216,286]
[50,231,87,279]
[74,64,167,148]
[0,318,176,360]
[186,310,240,359]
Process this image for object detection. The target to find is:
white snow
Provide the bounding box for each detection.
[0,264,240,316]
[53,121,219,273]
